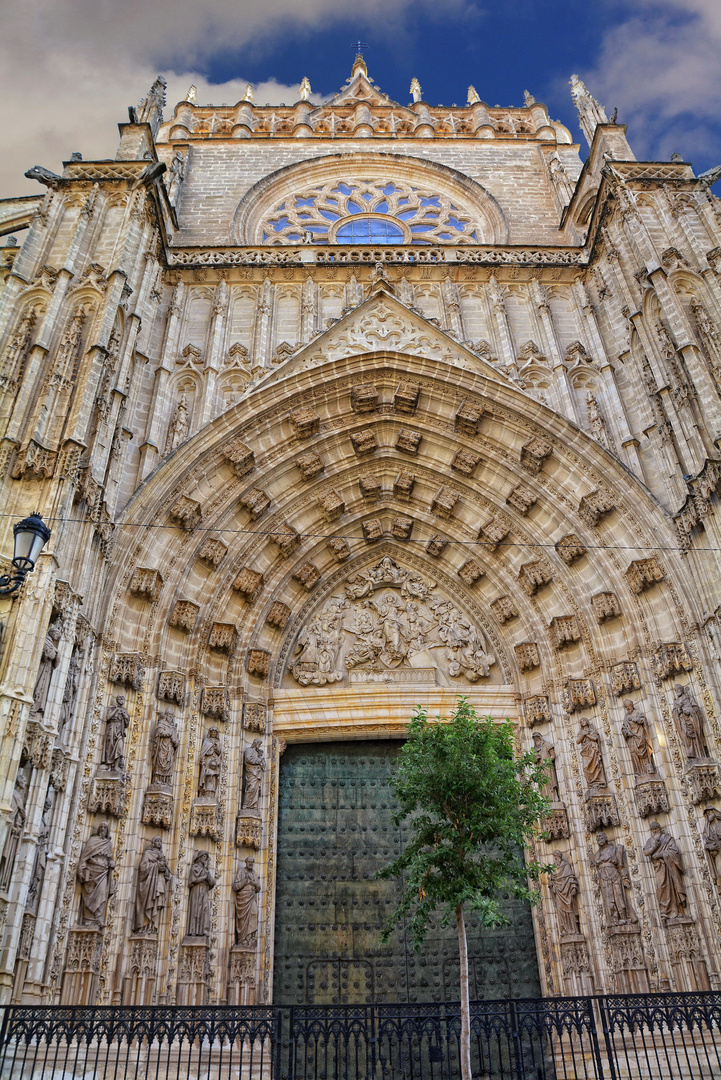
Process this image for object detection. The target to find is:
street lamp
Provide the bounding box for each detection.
[0,514,52,595]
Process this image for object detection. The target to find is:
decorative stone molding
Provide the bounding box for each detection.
[359,474,381,499]
[236,811,262,849]
[243,703,266,733]
[520,438,552,474]
[610,662,641,696]
[560,935,591,976]
[490,595,518,623]
[351,383,379,413]
[362,518,384,542]
[515,642,540,672]
[158,670,186,705]
[393,470,415,500]
[542,806,570,840]
[109,653,144,690]
[507,483,537,515]
[296,451,324,481]
[233,568,264,601]
[578,490,615,527]
[626,557,665,593]
[585,792,620,831]
[458,559,484,586]
[350,429,377,456]
[270,524,301,557]
[228,947,256,995]
[169,599,200,632]
[608,926,647,982]
[190,798,220,839]
[209,622,238,653]
[396,428,422,455]
[519,559,553,595]
[88,768,126,816]
[247,648,271,678]
[266,602,291,630]
[666,919,704,962]
[391,516,413,539]
[23,720,53,768]
[563,678,596,712]
[452,449,481,476]
[293,562,321,590]
[393,382,420,415]
[197,537,227,568]
[128,567,163,602]
[525,695,552,727]
[431,486,459,519]
[201,686,230,722]
[455,401,483,435]
[328,537,351,561]
[634,777,669,818]
[426,535,448,557]
[289,407,319,438]
[142,788,174,829]
[555,534,587,564]
[169,495,202,531]
[224,438,255,478]
[686,762,721,804]
[592,592,622,623]
[240,488,271,519]
[654,642,693,679]
[477,514,511,552]
[549,615,581,650]
[12,441,57,481]
[318,489,345,520]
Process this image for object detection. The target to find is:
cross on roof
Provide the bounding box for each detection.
[350,41,369,54]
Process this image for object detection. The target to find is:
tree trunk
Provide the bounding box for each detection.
[456,901,472,1080]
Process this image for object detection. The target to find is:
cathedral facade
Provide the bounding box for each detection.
[0,57,720,1007]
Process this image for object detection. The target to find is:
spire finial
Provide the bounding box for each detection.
[467,85,480,106]
[298,77,312,101]
[350,41,369,77]
[569,73,609,147]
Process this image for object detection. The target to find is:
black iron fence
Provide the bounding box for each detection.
[1,992,720,1080]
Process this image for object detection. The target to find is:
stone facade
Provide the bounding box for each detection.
[0,59,720,1006]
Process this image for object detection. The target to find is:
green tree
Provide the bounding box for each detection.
[378,697,552,1080]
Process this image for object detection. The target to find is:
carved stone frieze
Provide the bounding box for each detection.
[391,516,413,539]
[426,535,447,557]
[585,793,620,830]
[578,489,615,527]
[228,946,256,989]
[478,513,511,551]
[525,695,552,726]
[236,811,262,849]
[169,599,200,632]
[128,935,158,978]
[592,592,622,622]
[626,557,665,593]
[12,440,57,481]
[686,762,721,804]
[224,437,255,478]
[542,806,570,840]
[142,788,174,828]
[457,559,484,586]
[351,383,379,413]
[197,536,227,568]
[209,622,238,652]
[666,919,704,961]
[393,470,415,500]
[560,936,591,976]
[64,928,102,973]
[201,686,230,722]
[520,438,552,474]
[452,448,481,476]
[328,537,350,561]
[507,483,537,515]
[109,653,144,690]
[296,451,324,481]
[290,407,319,438]
[611,662,641,696]
[318,489,345,520]
[608,926,646,978]
[169,495,202,531]
[270,524,301,557]
[455,401,483,435]
[243,703,266,733]
[129,567,163,602]
[190,798,220,839]
[490,595,518,623]
[519,559,553,595]
[634,778,670,817]
[293,562,321,589]
[240,488,271,519]
[23,720,53,769]
[266,602,291,630]
[359,474,381,499]
[247,649,271,678]
[393,382,420,414]
[396,428,422,455]
[158,670,185,705]
[563,679,596,712]
[431,486,459,519]
[654,642,693,679]
[351,429,377,456]
[88,770,126,816]
[233,567,264,601]
[515,642,540,672]
[555,534,587,564]
[549,615,581,650]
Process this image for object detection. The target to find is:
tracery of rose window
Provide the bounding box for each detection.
[260,179,483,245]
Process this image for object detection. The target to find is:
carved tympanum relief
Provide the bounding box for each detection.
[287,556,496,686]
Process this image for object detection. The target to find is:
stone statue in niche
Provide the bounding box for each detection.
[233,855,260,947]
[186,850,215,938]
[133,837,172,935]
[0,773,28,892]
[26,791,52,912]
[198,728,222,799]
[243,739,265,810]
[549,851,580,936]
[290,557,496,686]
[532,732,560,801]
[165,395,189,455]
[703,808,721,888]
[150,709,180,787]
[576,717,608,792]
[671,684,710,760]
[101,695,130,772]
[621,700,657,777]
[29,621,61,721]
[643,821,687,920]
[77,823,115,927]
[58,651,80,739]
[591,832,637,926]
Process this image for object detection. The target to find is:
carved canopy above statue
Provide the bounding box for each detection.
[285,556,496,687]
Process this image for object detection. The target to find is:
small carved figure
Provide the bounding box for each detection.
[549,851,580,936]
[58,651,80,737]
[186,850,216,938]
[643,821,687,920]
[233,855,260,946]
[133,837,172,934]
[165,395,189,455]
[167,150,186,205]
[671,684,709,760]
[0,773,28,892]
[621,700,656,776]
[703,807,721,889]
[198,728,222,799]
[576,717,608,791]
[242,739,265,809]
[29,621,61,720]
[150,709,180,787]
[26,792,52,911]
[77,823,115,928]
[532,732,560,801]
[102,695,130,771]
[591,832,637,925]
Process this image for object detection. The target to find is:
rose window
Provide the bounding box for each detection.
[260,180,483,245]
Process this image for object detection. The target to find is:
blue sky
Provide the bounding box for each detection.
[1,0,720,199]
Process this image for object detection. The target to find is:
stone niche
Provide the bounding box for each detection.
[284,554,498,689]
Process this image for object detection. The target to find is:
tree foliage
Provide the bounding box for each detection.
[378,697,552,948]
